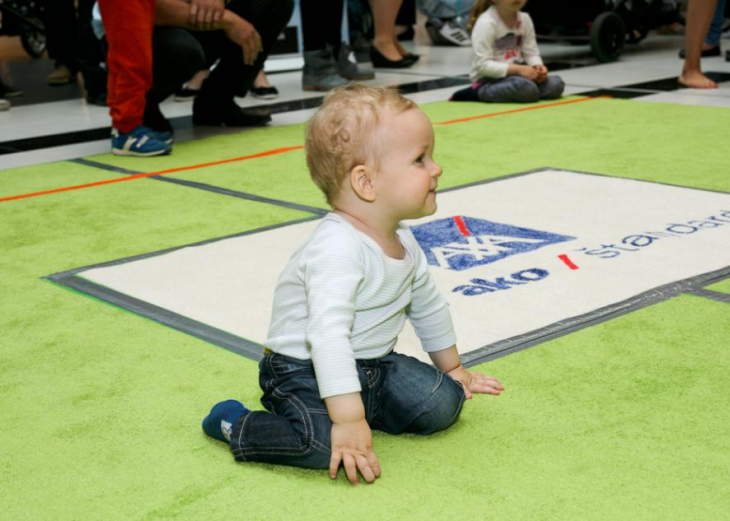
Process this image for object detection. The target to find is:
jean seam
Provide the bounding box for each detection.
[430,371,444,394]
[234,389,316,459]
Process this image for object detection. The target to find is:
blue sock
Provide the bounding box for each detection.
[202,399,248,442]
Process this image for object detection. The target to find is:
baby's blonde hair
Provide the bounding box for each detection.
[305,84,417,207]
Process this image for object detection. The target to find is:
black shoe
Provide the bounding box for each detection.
[726,49,730,62]
[402,52,420,64]
[250,85,279,100]
[86,92,107,107]
[0,79,23,97]
[174,87,200,102]
[370,46,414,68]
[193,100,272,127]
[678,46,721,59]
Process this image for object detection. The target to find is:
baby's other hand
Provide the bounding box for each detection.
[447,365,504,399]
[330,419,381,485]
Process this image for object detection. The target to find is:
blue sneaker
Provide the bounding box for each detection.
[139,125,173,145]
[202,400,248,442]
[111,126,172,157]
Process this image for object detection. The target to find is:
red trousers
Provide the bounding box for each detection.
[98,0,155,133]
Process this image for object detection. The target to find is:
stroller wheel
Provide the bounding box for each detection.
[590,12,625,63]
[20,18,46,59]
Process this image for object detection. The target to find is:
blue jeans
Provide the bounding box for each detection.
[229,352,466,469]
[477,75,565,103]
[707,0,727,47]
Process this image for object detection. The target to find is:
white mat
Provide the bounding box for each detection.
[78,170,730,363]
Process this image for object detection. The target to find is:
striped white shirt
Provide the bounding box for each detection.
[266,213,457,399]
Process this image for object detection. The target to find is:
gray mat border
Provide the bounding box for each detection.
[461,267,730,366]
[52,275,264,360]
[45,167,730,365]
[687,288,730,305]
[70,158,328,216]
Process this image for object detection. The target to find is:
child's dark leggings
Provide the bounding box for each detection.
[452,74,565,103]
[229,352,466,469]
[477,75,565,102]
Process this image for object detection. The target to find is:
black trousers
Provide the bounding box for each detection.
[193,0,293,104]
[148,0,293,107]
[42,0,96,71]
[300,0,343,52]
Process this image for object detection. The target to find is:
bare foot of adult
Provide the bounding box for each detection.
[678,69,718,89]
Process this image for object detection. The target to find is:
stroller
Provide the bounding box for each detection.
[525,0,682,62]
[0,0,46,58]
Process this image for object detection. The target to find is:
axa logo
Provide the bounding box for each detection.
[411,216,575,271]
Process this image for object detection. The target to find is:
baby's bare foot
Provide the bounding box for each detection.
[679,70,718,89]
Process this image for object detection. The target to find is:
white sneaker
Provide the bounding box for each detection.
[0,98,10,111]
[439,20,471,46]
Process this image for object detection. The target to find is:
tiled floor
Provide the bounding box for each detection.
[0,29,728,170]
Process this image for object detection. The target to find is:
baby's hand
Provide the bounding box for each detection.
[447,365,504,399]
[330,419,381,485]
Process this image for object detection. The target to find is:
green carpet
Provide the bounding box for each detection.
[1,97,729,520]
[706,278,730,294]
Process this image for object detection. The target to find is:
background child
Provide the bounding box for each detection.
[202,85,504,485]
[451,0,564,103]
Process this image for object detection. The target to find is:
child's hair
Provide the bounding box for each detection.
[467,0,492,35]
[305,84,417,207]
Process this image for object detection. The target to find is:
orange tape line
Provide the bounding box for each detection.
[0,146,304,203]
[435,95,603,125]
[1,96,610,204]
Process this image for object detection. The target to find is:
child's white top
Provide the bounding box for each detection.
[266,213,456,399]
[470,6,543,81]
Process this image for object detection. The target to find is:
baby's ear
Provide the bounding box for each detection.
[349,165,376,202]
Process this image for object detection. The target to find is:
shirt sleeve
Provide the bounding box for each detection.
[471,18,510,79]
[521,14,543,67]
[403,230,457,352]
[303,227,365,399]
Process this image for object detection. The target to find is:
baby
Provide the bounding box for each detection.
[202,84,504,485]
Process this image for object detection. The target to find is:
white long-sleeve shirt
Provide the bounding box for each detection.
[469,6,543,81]
[266,213,457,399]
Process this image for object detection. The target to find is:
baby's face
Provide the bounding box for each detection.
[372,108,443,221]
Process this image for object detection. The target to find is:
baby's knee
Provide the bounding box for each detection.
[414,374,466,434]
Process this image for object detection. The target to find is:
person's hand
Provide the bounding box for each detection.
[189,0,225,30]
[222,14,263,66]
[517,64,540,81]
[330,419,381,485]
[447,365,504,400]
[533,64,548,83]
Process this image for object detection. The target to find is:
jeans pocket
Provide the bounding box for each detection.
[266,353,314,378]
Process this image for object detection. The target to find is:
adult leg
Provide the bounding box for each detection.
[538,75,565,100]
[371,353,466,436]
[300,0,349,90]
[194,0,293,109]
[145,27,206,132]
[42,0,79,84]
[705,0,727,48]
[680,0,719,88]
[478,76,540,103]
[98,0,155,133]
[369,0,405,61]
